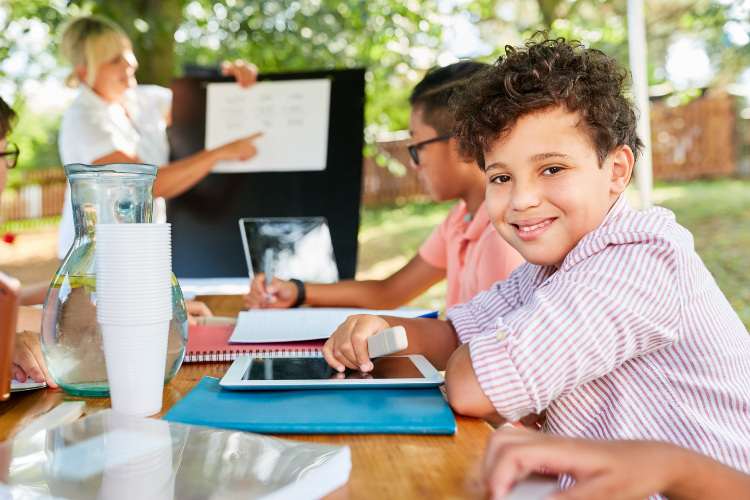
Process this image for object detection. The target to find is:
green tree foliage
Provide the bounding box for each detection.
[467,0,750,91]
[171,0,446,149]
[2,0,749,170]
[1,0,447,170]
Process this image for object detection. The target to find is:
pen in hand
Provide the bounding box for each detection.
[264,248,273,302]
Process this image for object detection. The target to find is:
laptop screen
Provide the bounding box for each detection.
[239,217,339,284]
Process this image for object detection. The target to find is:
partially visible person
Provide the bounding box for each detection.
[17,277,211,325]
[244,62,524,312]
[0,97,57,388]
[320,35,750,487]
[20,282,48,306]
[0,96,208,389]
[483,426,750,500]
[56,16,262,260]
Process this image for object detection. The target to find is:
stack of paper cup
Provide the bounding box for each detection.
[96,224,173,417]
[99,412,175,500]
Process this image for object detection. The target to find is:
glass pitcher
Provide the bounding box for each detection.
[41,163,188,397]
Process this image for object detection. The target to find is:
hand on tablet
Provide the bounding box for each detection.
[244,273,298,309]
[329,371,374,380]
[323,314,390,373]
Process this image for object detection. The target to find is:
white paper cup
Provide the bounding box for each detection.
[97,224,172,232]
[97,312,173,325]
[101,321,170,416]
[96,295,172,306]
[96,283,172,293]
[96,223,173,326]
[96,276,172,285]
[96,223,174,408]
[96,267,171,274]
[97,249,171,256]
[99,413,175,500]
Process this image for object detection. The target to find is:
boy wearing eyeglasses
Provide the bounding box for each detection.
[245,62,524,311]
[0,97,59,388]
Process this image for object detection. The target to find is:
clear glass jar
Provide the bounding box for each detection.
[41,163,188,397]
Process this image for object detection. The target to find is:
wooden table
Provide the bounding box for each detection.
[0,296,494,499]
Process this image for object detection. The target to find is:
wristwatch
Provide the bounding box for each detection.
[290,279,306,308]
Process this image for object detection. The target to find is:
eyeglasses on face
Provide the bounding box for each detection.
[0,143,19,169]
[407,133,454,165]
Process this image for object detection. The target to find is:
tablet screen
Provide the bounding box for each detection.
[242,357,425,381]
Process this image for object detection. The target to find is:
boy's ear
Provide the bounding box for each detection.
[610,145,634,195]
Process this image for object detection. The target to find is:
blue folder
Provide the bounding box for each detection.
[164,377,457,435]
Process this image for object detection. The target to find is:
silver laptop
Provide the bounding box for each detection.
[239,217,339,283]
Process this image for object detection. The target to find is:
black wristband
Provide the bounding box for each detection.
[290,279,306,308]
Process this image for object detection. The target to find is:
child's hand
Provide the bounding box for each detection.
[483,427,687,500]
[13,330,57,388]
[185,300,213,326]
[322,314,391,373]
[244,273,298,309]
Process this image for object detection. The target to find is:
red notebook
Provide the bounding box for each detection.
[185,325,326,363]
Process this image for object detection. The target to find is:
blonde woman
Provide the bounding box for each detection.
[56,16,261,260]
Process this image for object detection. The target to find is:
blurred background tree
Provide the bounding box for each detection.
[1,0,749,169]
[467,0,750,100]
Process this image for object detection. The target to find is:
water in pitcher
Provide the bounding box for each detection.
[41,163,188,397]
[43,274,188,397]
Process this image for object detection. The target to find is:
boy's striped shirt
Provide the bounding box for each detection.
[448,195,750,490]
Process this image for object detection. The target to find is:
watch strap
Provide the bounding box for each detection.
[290,279,306,308]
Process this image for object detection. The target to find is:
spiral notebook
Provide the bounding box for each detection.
[186,324,325,363]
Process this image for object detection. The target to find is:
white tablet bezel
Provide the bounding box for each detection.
[219,354,444,390]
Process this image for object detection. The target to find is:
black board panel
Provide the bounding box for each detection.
[168,68,365,278]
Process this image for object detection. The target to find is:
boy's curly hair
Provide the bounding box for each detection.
[452,33,644,169]
[0,97,17,140]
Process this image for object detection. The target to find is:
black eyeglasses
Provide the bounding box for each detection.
[407,133,454,165]
[0,143,19,169]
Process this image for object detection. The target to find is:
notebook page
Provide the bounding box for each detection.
[229,308,436,343]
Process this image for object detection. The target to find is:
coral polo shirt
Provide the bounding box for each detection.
[418,200,524,309]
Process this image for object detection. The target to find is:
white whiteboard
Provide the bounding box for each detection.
[205,79,331,173]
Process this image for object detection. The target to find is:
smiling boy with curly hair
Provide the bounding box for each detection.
[321,34,750,488]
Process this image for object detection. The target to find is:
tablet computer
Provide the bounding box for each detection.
[219,355,444,390]
[239,217,339,283]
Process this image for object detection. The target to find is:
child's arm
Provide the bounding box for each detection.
[322,314,460,371]
[483,426,750,500]
[444,343,505,424]
[20,282,49,306]
[18,306,42,332]
[321,314,505,422]
[446,245,682,422]
[244,255,446,310]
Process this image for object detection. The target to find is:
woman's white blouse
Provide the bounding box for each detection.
[57,84,172,259]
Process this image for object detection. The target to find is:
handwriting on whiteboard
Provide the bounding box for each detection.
[205,79,331,173]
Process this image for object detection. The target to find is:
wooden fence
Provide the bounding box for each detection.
[650,93,736,181]
[361,137,429,205]
[0,168,67,223]
[0,93,743,223]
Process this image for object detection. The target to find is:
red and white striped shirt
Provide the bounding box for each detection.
[448,195,750,480]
